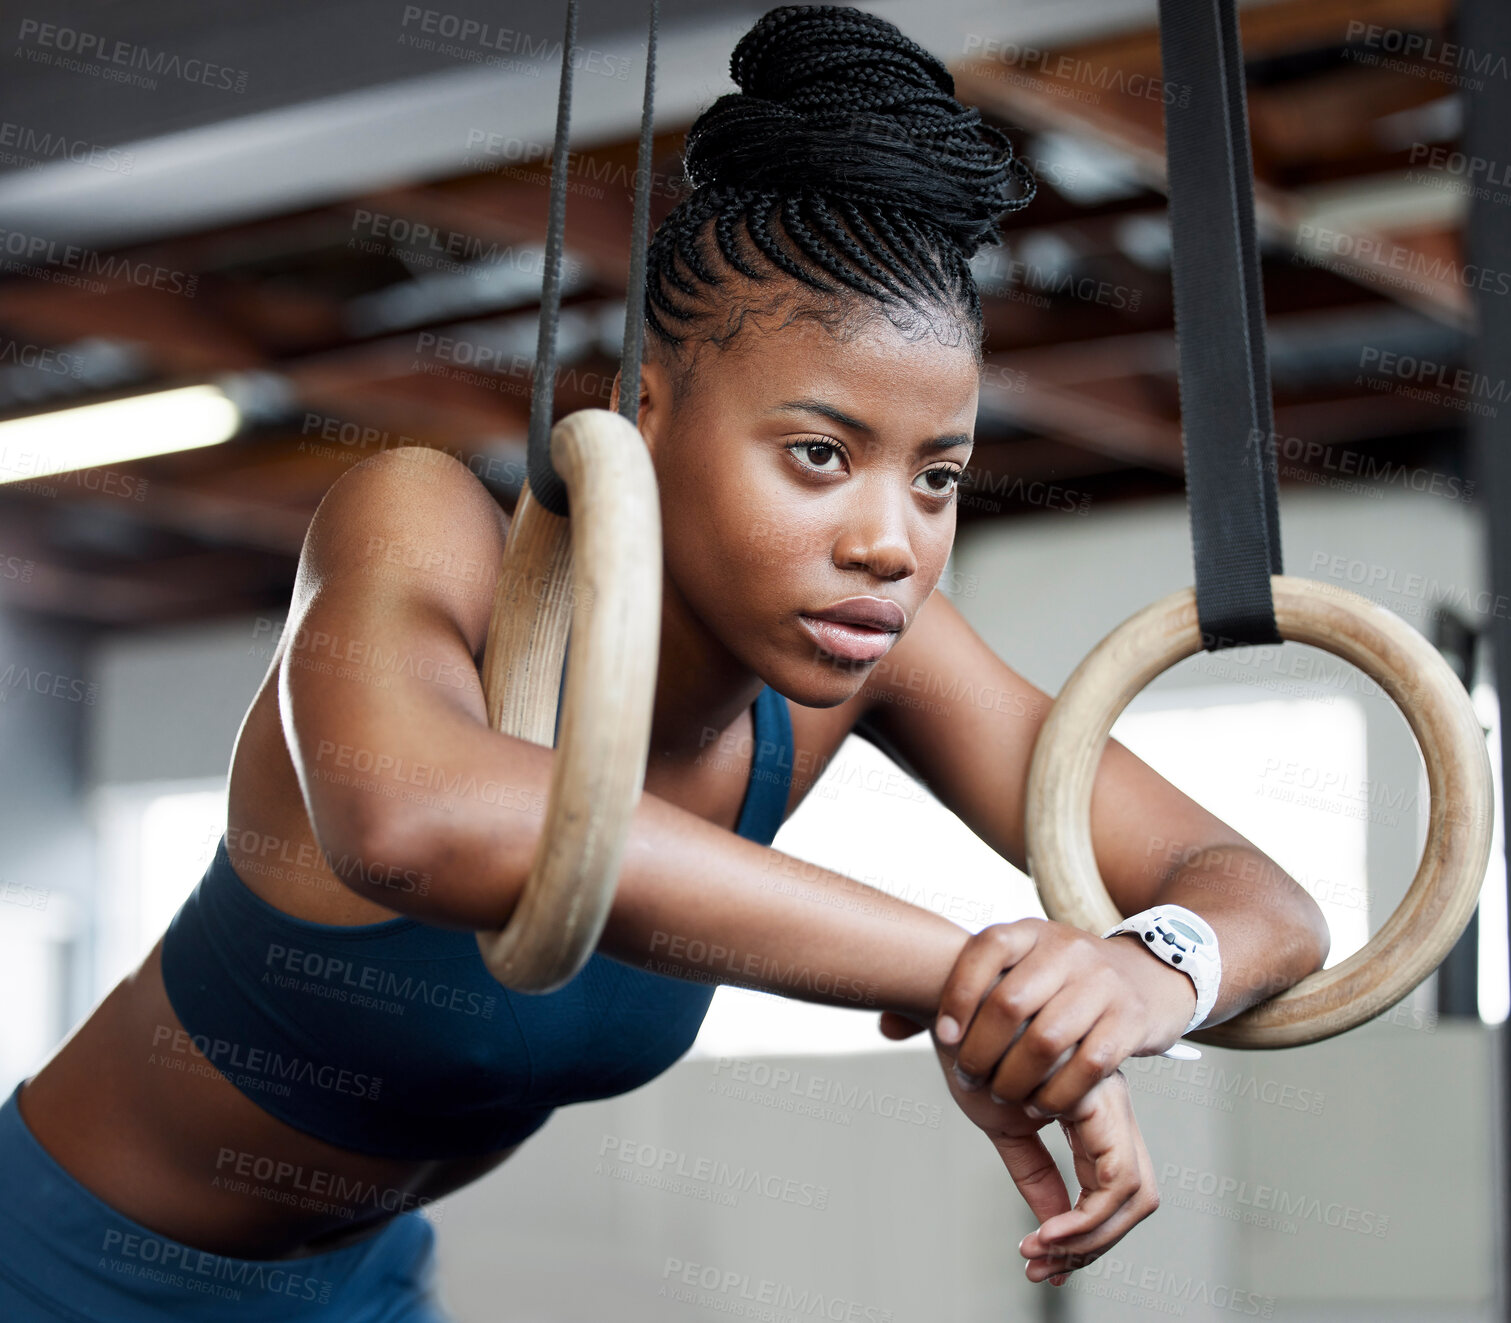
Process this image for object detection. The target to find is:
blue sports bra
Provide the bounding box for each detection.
[160,684,794,1160]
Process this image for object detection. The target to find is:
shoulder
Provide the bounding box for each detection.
[298,446,510,654]
[311,445,509,547]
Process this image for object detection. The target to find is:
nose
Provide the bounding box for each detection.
[832,482,917,583]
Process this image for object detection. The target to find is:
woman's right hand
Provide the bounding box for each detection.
[909,1015,1162,1286]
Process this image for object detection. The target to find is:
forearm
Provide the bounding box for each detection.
[599,791,971,1023]
[333,716,971,1023]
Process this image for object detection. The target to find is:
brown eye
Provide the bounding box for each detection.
[916,466,962,498]
[788,440,845,473]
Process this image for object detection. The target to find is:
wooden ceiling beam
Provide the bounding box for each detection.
[958,46,1471,326]
[1248,67,1449,168]
[0,506,288,623]
[980,290,1473,467]
[975,0,1454,84]
[414,174,633,288]
[0,280,265,375]
[55,476,311,557]
[353,184,549,271]
[980,358,1183,470]
[0,558,197,624]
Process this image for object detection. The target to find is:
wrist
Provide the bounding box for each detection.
[905,922,974,1031]
[1104,932,1198,1054]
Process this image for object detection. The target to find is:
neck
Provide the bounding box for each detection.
[648,569,766,767]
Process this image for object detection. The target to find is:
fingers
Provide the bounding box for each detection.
[1018,1073,1161,1282]
[1030,1125,1157,1283]
[934,920,1042,1051]
[982,989,1113,1108]
[1012,1003,1134,1117]
[953,954,1131,1114]
[950,944,1068,1085]
[991,1130,1074,1241]
[942,924,1127,1114]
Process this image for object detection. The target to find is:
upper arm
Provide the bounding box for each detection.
[275,445,508,861]
[856,590,1257,913]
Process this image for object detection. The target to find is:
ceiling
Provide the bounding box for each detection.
[0,0,1481,627]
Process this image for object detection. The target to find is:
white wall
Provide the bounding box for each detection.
[424,1019,1498,1323]
[949,484,1487,696]
[88,612,274,786]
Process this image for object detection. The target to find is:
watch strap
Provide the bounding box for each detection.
[1103,905,1221,1060]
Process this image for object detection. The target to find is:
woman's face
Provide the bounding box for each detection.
[637,306,981,709]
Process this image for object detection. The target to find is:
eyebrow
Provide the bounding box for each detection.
[770,397,972,452]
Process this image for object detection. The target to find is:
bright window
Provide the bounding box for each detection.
[139,788,227,951]
[688,732,1037,1061]
[1111,689,1372,967]
[689,684,1377,1060]
[0,880,78,1097]
[91,779,225,995]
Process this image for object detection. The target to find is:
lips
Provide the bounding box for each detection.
[804,598,906,631]
[798,597,904,664]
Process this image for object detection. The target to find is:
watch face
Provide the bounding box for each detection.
[1166,917,1205,946]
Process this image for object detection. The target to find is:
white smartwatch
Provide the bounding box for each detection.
[1102,905,1221,1062]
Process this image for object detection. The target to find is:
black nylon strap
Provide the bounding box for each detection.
[525,0,579,518]
[1158,0,1283,651]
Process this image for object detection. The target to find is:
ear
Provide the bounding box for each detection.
[608,358,668,455]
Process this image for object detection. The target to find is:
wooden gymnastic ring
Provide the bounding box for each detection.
[1024,574,1494,1049]
[474,408,661,993]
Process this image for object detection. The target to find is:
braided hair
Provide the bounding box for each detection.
[643,4,1035,398]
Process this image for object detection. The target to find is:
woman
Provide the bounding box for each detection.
[1,6,1329,1319]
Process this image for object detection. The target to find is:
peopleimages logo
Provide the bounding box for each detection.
[660,1256,893,1322]
[1297,221,1511,296]
[14,19,251,93]
[213,1147,442,1222]
[149,1025,382,1101]
[100,1229,334,1303]
[1356,345,1507,418]
[1160,1162,1391,1237]
[1344,20,1511,83]
[263,942,497,1019]
[709,1056,944,1129]
[0,658,97,705]
[0,120,136,173]
[0,225,198,297]
[598,1135,831,1210]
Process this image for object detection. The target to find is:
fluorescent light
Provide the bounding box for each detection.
[0,384,241,484]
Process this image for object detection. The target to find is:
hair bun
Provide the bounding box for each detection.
[681,5,1033,257]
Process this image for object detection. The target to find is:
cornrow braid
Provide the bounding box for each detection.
[642,4,1033,390]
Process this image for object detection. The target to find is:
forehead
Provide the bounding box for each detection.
[699,309,981,425]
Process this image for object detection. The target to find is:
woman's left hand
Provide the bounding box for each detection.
[880,918,1198,1120]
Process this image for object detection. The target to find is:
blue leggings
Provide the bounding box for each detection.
[0,1081,452,1321]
